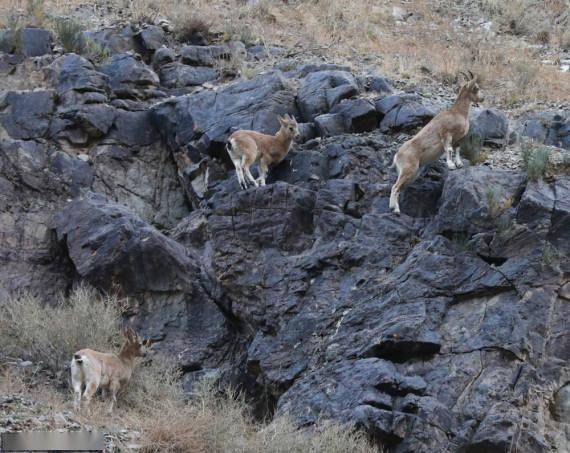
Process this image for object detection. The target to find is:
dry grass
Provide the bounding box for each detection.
[0,286,376,452]
[0,0,568,106]
[135,380,377,453]
[0,285,122,372]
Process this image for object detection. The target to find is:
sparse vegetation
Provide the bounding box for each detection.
[459,130,484,164]
[52,17,87,53]
[541,242,564,266]
[0,286,122,372]
[0,287,376,452]
[486,185,513,219]
[137,379,376,453]
[25,0,45,27]
[174,15,212,45]
[450,232,476,253]
[521,139,551,181]
[0,0,568,106]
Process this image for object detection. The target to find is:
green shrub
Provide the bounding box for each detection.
[52,17,87,54]
[521,140,550,181]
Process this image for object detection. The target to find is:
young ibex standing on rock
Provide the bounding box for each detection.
[226,114,300,189]
[71,328,153,413]
[389,71,484,214]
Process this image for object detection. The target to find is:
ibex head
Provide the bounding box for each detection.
[460,70,484,103]
[278,114,300,141]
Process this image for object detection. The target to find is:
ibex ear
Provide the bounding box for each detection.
[278,115,286,125]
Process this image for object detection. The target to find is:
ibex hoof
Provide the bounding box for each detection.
[447,162,457,170]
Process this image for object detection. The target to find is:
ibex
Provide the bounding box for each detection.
[389,71,484,214]
[71,327,154,413]
[226,114,300,189]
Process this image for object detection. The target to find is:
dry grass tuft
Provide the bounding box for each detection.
[135,380,377,453]
[0,285,122,372]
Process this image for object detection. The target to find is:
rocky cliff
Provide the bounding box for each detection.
[1,21,569,452]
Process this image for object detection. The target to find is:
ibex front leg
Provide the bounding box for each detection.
[453,145,464,168]
[443,134,457,170]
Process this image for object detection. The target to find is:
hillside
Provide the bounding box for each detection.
[0,0,569,452]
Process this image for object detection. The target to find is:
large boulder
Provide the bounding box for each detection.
[99,53,161,99]
[314,98,379,137]
[297,70,359,122]
[19,28,52,57]
[518,110,570,150]
[157,63,218,88]
[84,25,143,55]
[180,42,246,67]
[376,93,436,132]
[426,167,526,236]
[136,25,167,52]
[0,90,55,140]
[46,54,110,105]
[469,108,509,148]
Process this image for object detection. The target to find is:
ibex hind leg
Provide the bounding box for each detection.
[389,159,419,215]
[227,142,248,190]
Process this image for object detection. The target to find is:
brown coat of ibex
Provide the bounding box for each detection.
[70,327,154,413]
[226,114,300,189]
[389,72,484,214]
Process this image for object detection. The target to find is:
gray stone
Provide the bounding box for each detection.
[19,28,52,57]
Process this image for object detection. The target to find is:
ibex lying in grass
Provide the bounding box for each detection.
[71,328,154,413]
[389,72,484,214]
[226,114,300,189]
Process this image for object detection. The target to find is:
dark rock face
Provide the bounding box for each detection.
[99,53,161,99]
[136,25,167,52]
[518,110,570,150]
[1,35,568,452]
[0,91,55,139]
[180,42,246,67]
[53,193,236,369]
[151,72,297,159]
[297,70,360,121]
[157,63,218,88]
[0,137,85,301]
[376,94,436,132]
[19,28,52,57]
[47,54,110,105]
[85,25,143,55]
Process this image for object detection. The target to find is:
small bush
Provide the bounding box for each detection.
[52,17,88,53]
[521,140,550,181]
[0,286,122,372]
[486,185,502,218]
[26,0,46,27]
[223,22,257,47]
[174,16,211,44]
[541,242,566,267]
